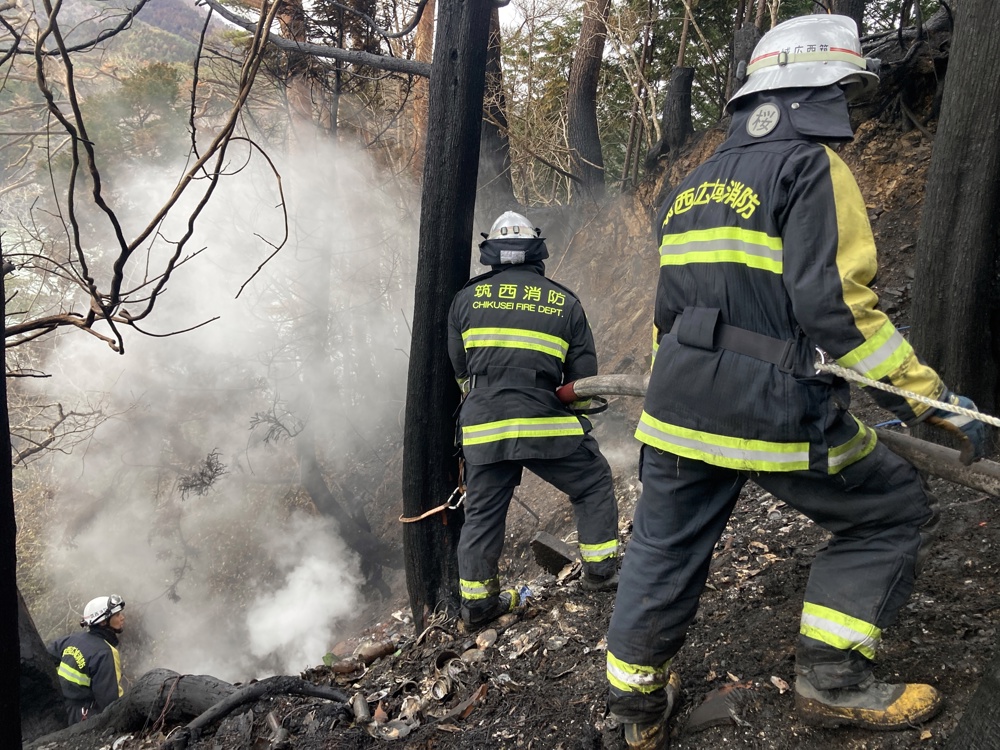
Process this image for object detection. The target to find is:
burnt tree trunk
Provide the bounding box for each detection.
[727,21,762,106]
[477,8,517,225]
[18,589,64,742]
[828,0,866,35]
[567,0,611,203]
[911,0,1000,420]
[663,67,695,154]
[401,0,492,629]
[1,259,23,743]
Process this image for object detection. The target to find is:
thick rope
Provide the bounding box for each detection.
[814,358,1000,428]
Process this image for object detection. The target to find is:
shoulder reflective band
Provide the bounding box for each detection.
[462,327,569,361]
[747,47,866,76]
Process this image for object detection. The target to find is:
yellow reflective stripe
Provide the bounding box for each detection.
[111,645,123,697]
[748,49,866,75]
[651,325,659,366]
[580,539,618,563]
[462,416,584,446]
[837,319,910,382]
[800,602,880,660]
[459,577,499,601]
[827,416,877,474]
[660,227,783,274]
[606,651,671,694]
[462,327,569,361]
[57,661,91,687]
[636,411,810,471]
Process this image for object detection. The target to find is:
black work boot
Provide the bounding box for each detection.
[795,674,943,730]
[622,672,682,749]
[461,588,520,628]
[581,571,619,591]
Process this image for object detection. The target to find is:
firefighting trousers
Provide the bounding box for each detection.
[458,434,619,616]
[606,441,937,722]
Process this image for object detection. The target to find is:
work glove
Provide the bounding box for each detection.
[924,390,989,466]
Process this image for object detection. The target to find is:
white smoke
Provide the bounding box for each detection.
[24,134,416,682]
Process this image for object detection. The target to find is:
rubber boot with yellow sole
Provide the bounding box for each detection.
[795,675,943,730]
[622,672,682,750]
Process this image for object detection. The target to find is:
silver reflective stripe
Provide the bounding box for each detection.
[846,327,909,381]
[636,417,809,471]
[801,609,880,654]
[660,236,782,267]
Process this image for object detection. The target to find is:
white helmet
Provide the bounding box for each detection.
[729,14,879,109]
[80,594,125,628]
[486,211,539,241]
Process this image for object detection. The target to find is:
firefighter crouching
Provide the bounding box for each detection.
[604,15,990,749]
[448,211,620,628]
[47,594,126,725]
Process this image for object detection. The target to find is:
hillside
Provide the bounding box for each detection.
[25,22,1000,750]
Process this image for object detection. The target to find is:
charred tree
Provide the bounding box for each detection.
[1,262,23,742]
[567,0,611,203]
[477,8,517,224]
[18,590,64,742]
[828,0,865,35]
[401,0,493,629]
[645,67,695,169]
[911,0,1000,419]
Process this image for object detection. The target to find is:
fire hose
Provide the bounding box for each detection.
[555,373,1000,498]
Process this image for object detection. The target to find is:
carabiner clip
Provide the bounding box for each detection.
[447,487,466,510]
[815,347,828,375]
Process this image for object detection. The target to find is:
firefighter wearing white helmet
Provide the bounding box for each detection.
[728,13,880,110]
[605,14,985,748]
[448,210,620,628]
[48,594,126,725]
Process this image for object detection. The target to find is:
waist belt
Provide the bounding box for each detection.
[669,306,798,374]
[469,371,555,389]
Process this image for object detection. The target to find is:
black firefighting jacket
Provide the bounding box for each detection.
[48,625,123,713]
[638,86,944,474]
[448,251,598,464]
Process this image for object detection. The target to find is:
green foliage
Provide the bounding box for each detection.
[79,62,190,166]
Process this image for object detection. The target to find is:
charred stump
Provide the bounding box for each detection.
[18,589,64,742]
[646,67,695,169]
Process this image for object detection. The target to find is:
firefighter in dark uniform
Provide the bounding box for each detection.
[48,594,126,725]
[448,211,620,628]
[604,15,990,748]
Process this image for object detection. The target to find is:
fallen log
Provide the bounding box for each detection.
[24,668,350,750]
[564,374,1000,497]
[163,675,349,749]
[25,668,236,749]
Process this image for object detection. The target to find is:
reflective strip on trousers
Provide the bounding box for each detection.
[462,327,569,361]
[580,539,618,563]
[58,662,91,688]
[636,411,810,472]
[659,227,783,274]
[462,416,584,446]
[460,577,500,602]
[607,650,671,694]
[827,416,877,474]
[800,602,881,660]
[837,319,911,382]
